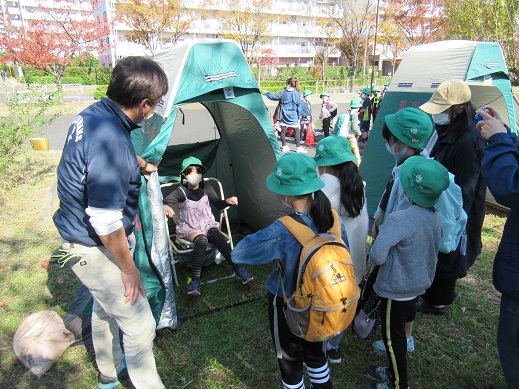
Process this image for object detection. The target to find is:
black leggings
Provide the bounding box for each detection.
[190,228,240,279]
[380,297,417,389]
[279,125,301,146]
[322,117,332,137]
[268,292,332,388]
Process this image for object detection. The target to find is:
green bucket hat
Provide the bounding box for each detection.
[385,107,433,148]
[400,156,450,208]
[319,91,329,98]
[314,136,357,166]
[180,156,207,174]
[266,153,324,196]
[372,86,381,92]
[303,89,312,97]
[350,97,362,108]
[361,87,371,95]
[384,81,390,86]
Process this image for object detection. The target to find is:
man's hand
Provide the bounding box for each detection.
[121,266,146,305]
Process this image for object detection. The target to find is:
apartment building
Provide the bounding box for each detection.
[1,0,390,73]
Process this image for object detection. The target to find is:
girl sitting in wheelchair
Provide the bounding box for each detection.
[163,156,253,295]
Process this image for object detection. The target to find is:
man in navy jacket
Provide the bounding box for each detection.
[477,107,519,389]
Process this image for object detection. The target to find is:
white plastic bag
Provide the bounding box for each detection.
[13,310,76,378]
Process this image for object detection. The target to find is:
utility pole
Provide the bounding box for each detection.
[370,0,380,90]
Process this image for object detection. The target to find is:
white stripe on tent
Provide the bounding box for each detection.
[205,72,236,82]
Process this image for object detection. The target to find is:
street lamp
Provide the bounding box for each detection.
[370,0,380,90]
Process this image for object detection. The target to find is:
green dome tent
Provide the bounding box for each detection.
[130,39,287,324]
[360,40,516,217]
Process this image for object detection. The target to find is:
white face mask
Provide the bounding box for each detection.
[386,141,408,165]
[432,113,451,125]
[186,174,202,186]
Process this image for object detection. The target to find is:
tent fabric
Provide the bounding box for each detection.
[128,39,288,325]
[360,40,515,217]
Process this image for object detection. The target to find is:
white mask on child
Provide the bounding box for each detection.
[186,175,202,186]
[386,141,408,165]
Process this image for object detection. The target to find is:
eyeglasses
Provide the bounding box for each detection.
[184,166,202,175]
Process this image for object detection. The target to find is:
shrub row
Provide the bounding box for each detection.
[22,66,112,85]
[20,65,390,90]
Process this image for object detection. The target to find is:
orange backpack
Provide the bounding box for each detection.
[278,210,360,342]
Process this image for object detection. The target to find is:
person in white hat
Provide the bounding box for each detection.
[418,79,487,315]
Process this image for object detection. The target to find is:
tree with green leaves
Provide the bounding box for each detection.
[377,18,409,76]
[444,0,519,83]
[116,0,193,55]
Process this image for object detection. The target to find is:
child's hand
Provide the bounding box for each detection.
[226,196,238,206]
[164,205,175,218]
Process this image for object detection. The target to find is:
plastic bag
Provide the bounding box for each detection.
[13,310,76,378]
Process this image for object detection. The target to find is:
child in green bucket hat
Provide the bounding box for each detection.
[369,107,434,354]
[366,156,449,389]
[163,156,253,295]
[314,136,369,364]
[232,153,348,388]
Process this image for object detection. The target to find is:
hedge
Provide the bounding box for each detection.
[94,85,108,100]
[21,66,112,85]
[18,64,390,90]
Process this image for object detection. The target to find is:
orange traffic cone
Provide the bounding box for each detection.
[304,123,317,147]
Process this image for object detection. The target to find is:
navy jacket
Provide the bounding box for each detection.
[482,130,519,300]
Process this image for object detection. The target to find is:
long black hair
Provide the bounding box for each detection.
[333,162,365,218]
[308,190,333,232]
[445,101,476,135]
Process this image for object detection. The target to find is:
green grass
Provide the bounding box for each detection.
[0,148,509,388]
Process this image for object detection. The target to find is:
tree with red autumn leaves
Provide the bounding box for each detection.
[0,0,111,89]
[381,0,446,47]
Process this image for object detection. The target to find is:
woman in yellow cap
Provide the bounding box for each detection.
[419,79,486,315]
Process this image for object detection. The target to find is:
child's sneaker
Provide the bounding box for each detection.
[326,347,342,364]
[372,336,415,353]
[187,279,201,295]
[366,366,392,383]
[235,266,254,284]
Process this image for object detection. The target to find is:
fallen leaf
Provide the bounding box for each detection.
[246,291,253,298]
[0,301,6,308]
[57,277,64,284]
[40,262,49,270]
[38,385,47,389]
[211,373,223,380]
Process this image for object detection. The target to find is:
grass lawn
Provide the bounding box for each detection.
[0,148,508,389]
